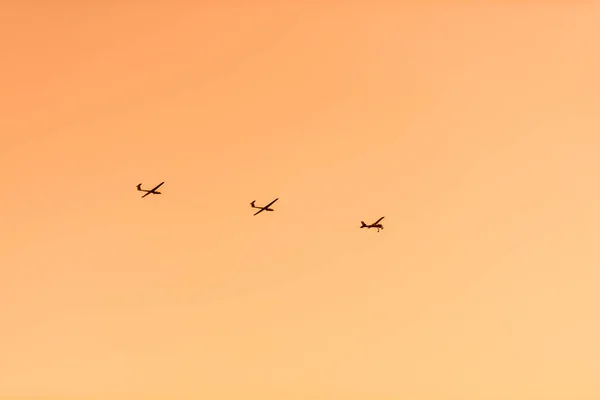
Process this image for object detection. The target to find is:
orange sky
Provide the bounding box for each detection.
[1,2,599,399]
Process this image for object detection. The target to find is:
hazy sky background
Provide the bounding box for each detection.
[1,1,599,399]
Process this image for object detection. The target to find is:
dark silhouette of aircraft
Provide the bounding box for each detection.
[360,217,384,232]
[251,198,279,216]
[137,182,164,198]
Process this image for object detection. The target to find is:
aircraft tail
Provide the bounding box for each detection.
[360,221,367,228]
[136,184,142,191]
[250,200,256,207]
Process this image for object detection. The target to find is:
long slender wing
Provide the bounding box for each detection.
[141,191,152,198]
[150,182,165,192]
[264,198,279,208]
[253,208,265,216]
[374,216,385,224]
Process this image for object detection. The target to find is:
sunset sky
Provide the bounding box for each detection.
[1,1,599,399]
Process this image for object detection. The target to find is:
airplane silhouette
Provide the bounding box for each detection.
[360,217,384,232]
[250,198,279,216]
[136,182,164,198]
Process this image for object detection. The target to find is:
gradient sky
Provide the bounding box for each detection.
[1,2,599,399]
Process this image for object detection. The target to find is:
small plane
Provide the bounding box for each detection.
[360,217,385,232]
[250,198,279,216]
[136,182,164,198]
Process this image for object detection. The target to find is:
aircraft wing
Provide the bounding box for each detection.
[253,208,265,216]
[150,182,165,192]
[374,216,385,224]
[264,198,279,208]
[141,191,152,198]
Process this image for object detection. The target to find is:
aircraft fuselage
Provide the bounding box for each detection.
[361,223,383,232]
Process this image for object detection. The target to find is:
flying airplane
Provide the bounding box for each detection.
[250,198,279,216]
[136,182,164,198]
[360,217,385,232]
